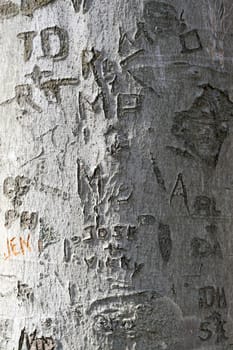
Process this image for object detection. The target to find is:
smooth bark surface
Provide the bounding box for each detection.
[0,0,233,349]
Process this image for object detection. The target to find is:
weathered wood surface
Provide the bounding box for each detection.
[0,0,233,349]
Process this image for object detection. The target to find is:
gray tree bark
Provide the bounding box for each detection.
[0,0,233,349]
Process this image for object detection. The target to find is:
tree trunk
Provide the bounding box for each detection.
[0,0,233,349]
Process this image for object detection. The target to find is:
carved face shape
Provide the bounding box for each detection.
[172,111,229,167]
[187,119,228,164]
[90,293,182,349]
[190,121,219,158]
[143,1,180,34]
[171,85,233,167]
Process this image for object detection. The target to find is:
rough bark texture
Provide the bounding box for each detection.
[0,0,233,349]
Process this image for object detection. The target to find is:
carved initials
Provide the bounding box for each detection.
[40,26,69,61]
[117,93,142,118]
[18,328,55,350]
[15,84,42,113]
[17,31,37,61]
[199,287,227,309]
[17,27,69,62]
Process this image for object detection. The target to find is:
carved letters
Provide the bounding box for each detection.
[81,49,94,80]
[193,195,221,217]
[3,177,38,235]
[15,25,76,111]
[79,223,142,283]
[198,285,228,344]
[71,0,82,13]
[39,218,59,250]
[134,22,153,44]
[191,224,222,259]
[40,26,69,61]
[137,215,156,225]
[4,210,19,229]
[20,211,38,230]
[179,29,202,53]
[3,176,30,207]
[40,78,79,103]
[0,0,93,19]
[20,0,55,16]
[87,48,115,119]
[0,0,55,18]
[71,0,93,14]
[0,1,19,18]
[170,173,189,213]
[117,94,142,118]
[17,281,33,302]
[17,31,37,62]
[199,287,227,309]
[18,26,69,62]
[2,0,231,347]
[15,84,42,113]
[82,224,136,244]
[5,210,38,230]
[14,70,78,112]
[191,237,222,259]
[31,177,70,200]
